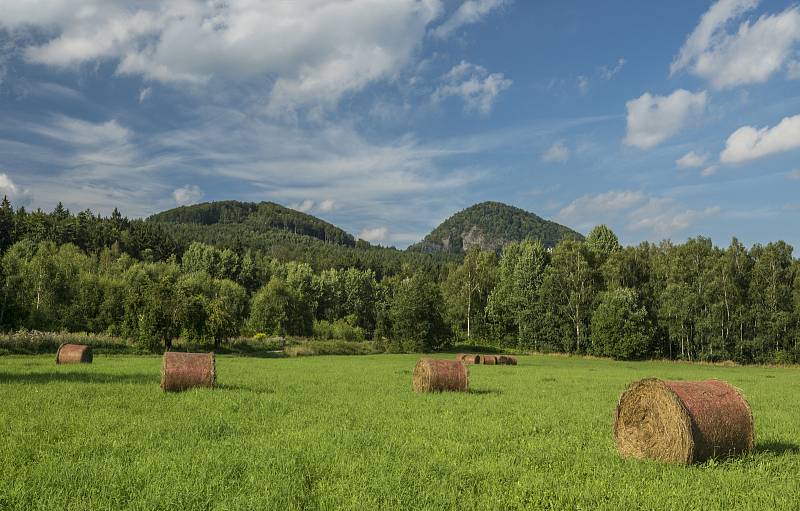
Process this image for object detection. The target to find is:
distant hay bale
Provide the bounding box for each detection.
[161,352,216,392]
[482,355,498,365]
[498,355,517,365]
[412,358,468,393]
[456,354,480,365]
[614,378,754,464]
[55,344,92,364]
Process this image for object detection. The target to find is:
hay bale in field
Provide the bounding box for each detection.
[482,355,498,365]
[614,378,754,464]
[456,354,481,365]
[55,344,93,364]
[412,358,468,393]
[161,352,216,392]
[498,355,517,365]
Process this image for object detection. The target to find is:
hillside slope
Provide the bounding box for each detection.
[409,201,582,254]
[149,201,355,246]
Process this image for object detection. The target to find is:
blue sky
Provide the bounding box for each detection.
[1,0,800,248]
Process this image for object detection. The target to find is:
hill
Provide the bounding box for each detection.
[408,201,582,254]
[149,200,356,246]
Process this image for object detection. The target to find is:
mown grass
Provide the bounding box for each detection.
[1,354,799,510]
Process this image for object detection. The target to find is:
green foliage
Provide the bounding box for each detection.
[389,273,450,352]
[409,201,583,254]
[590,287,653,359]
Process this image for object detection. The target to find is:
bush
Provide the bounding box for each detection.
[283,340,379,357]
[0,329,141,355]
[312,318,365,342]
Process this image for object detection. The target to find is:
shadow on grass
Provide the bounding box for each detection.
[755,441,800,456]
[469,388,502,395]
[443,344,504,354]
[0,371,155,385]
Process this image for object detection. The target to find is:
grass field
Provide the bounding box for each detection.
[1,354,799,510]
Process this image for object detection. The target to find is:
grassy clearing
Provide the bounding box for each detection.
[1,354,799,510]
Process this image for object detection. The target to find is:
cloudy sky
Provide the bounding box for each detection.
[1,0,800,248]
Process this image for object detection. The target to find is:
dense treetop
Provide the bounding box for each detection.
[409,201,583,254]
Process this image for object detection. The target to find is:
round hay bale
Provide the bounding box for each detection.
[614,378,754,464]
[498,355,517,365]
[482,355,498,365]
[457,354,480,365]
[55,343,92,364]
[412,358,468,393]
[161,352,216,392]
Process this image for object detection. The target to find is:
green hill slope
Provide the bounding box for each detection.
[409,201,582,254]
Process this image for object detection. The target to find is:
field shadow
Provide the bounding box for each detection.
[469,388,502,395]
[443,344,503,355]
[0,371,155,385]
[755,441,800,456]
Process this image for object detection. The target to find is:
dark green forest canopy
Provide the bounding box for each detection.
[148,200,356,246]
[409,201,583,254]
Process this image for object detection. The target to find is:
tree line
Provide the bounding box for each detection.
[1,198,799,362]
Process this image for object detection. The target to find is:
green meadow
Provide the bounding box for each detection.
[1,354,799,510]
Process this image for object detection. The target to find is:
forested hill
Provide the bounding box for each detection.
[409,201,583,254]
[149,201,356,246]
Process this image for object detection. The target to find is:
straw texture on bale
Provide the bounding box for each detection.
[55,343,93,364]
[456,354,481,365]
[161,352,216,392]
[412,359,469,393]
[614,378,754,464]
[498,355,517,365]
[482,355,498,365]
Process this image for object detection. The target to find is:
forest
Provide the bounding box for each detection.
[1,197,799,363]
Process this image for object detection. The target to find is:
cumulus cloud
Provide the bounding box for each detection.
[433,61,512,114]
[430,0,508,39]
[173,185,204,206]
[1,0,443,114]
[557,190,718,239]
[720,114,800,163]
[671,0,800,89]
[577,75,589,95]
[624,89,708,149]
[318,199,336,212]
[701,165,719,177]
[676,150,710,168]
[0,172,33,205]
[542,142,570,163]
[358,226,388,243]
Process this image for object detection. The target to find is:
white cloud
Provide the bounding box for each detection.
[787,169,800,180]
[720,114,800,163]
[138,87,151,103]
[542,142,569,163]
[671,1,800,89]
[430,0,508,39]
[676,150,710,168]
[600,58,626,80]
[701,165,719,177]
[557,190,718,239]
[318,199,336,212]
[557,190,645,225]
[624,89,708,149]
[2,0,444,114]
[0,172,33,205]
[433,61,512,114]
[173,185,204,206]
[358,226,388,243]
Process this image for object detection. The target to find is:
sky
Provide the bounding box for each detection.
[1,0,800,249]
